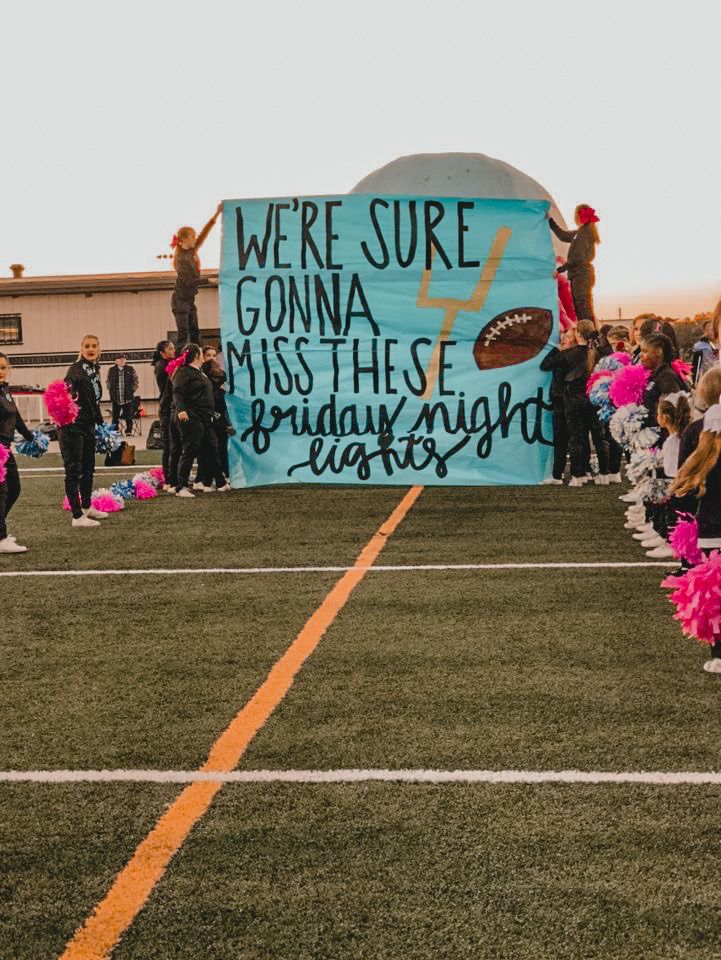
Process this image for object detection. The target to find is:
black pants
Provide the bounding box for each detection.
[197,419,229,485]
[565,393,609,478]
[159,414,171,481]
[551,397,568,480]
[172,293,199,346]
[569,267,595,323]
[168,415,183,488]
[111,401,133,435]
[177,417,224,492]
[607,431,622,475]
[59,424,96,519]
[0,444,20,540]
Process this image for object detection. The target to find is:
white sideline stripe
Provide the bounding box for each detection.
[18,467,155,476]
[0,561,675,578]
[2,768,721,785]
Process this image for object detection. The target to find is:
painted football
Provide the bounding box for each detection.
[473,306,553,371]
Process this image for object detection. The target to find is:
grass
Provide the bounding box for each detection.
[3,461,720,958]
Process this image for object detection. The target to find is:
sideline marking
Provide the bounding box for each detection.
[59,485,424,960]
[5,768,721,785]
[0,562,675,579]
[18,467,159,475]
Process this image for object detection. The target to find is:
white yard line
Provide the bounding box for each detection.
[0,562,675,578]
[18,467,157,476]
[2,768,720,785]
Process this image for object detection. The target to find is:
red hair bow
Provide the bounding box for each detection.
[170,234,180,249]
[578,206,600,225]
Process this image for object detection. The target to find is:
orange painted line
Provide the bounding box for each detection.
[59,485,424,960]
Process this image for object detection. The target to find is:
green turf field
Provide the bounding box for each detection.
[2,457,720,959]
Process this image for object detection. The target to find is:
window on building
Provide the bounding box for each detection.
[0,314,22,345]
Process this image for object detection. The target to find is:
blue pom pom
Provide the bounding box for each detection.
[110,479,135,500]
[14,429,50,458]
[95,423,122,453]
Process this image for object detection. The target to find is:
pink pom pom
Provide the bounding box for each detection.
[44,380,79,427]
[669,514,703,566]
[672,358,692,381]
[62,495,71,511]
[0,444,9,484]
[133,479,157,500]
[165,352,188,377]
[662,550,721,645]
[148,467,165,485]
[609,351,631,366]
[586,370,612,398]
[91,494,123,513]
[608,364,651,408]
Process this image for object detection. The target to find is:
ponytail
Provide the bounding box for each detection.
[672,430,721,497]
[152,340,173,365]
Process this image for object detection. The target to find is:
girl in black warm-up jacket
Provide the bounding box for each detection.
[541,320,609,486]
[60,335,107,528]
[0,352,34,553]
[549,205,600,324]
[152,339,176,486]
[539,327,575,483]
[172,344,229,497]
[197,355,233,486]
[638,333,689,429]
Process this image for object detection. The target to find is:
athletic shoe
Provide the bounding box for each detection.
[619,491,638,502]
[216,483,232,492]
[641,535,665,548]
[72,515,100,528]
[192,482,205,491]
[702,658,721,674]
[632,530,653,540]
[0,537,27,553]
[646,544,674,558]
[594,474,610,485]
[85,507,108,520]
[199,485,216,493]
[568,477,585,487]
[607,473,623,483]
[540,478,563,485]
[165,486,177,494]
[176,488,195,498]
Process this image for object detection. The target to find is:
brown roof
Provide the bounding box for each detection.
[0,269,220,297]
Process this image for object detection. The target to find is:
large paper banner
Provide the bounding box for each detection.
[219,195,557,487]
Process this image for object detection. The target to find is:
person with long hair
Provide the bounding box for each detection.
[539,326,575,483]
[0,352,34,553]
[152,339,176,487]
[195,346,233,489]
[171,204,222,345]
[540,320,609,485]
[60,334,107,527]
[548,204,600,324]
[172,343,229,498]
[638,333,689,427]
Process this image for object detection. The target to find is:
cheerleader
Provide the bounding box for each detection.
[549,204,600,324]
[639,333,688,427]
[171,204,222,345]
[0,352,34,553]
[60,335,107,528]
[671,404,721,671]
[196,348,233,488]
[172,344,229,497]
[539,327,575,483]
[152,339,176,488]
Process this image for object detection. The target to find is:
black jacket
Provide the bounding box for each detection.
[172,365,215,422]
[155,360,172,418]
[549,219,597,279]
[106,364,139,404]
[64,361,103,428]
[201,361,230,424]
[174,248,201,300]
[540,345,591,399]
[642,364,689,428]
[0,383,33,445]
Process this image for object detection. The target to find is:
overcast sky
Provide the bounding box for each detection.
[1,0,719,318]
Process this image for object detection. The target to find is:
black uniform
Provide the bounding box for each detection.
[154,358,173,479]
[539,348,569,480]
[541,344,608,478]
[172,248,201,345]
[0,383,33,541]
[172,364,224,492]
[60,360,103,519]
[549,219,598,322]
[198,361,232,482]
[641,364,689,428]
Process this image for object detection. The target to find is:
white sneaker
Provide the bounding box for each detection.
[85,507,108,520]
[594,474,610,486]
[72,515,100,528]
[619,491,638,502]
[608,473,623,483]
[702,658,721,674]
[165,486,177,494]
[192,482,205,491]
[568,476,585,487]
[0,537,27,553]
[216,483,232,492]
[176,488,195,498]
[625,520,644,530]
[646,544,674,558]
[540,478,563,485]
[199,485,216,493]
[632,530,653,540]
[641,535,665,548]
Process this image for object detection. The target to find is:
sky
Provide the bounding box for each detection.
[1,0,719,319]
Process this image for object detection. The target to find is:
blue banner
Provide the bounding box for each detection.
[219,195,557,487]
